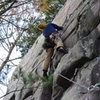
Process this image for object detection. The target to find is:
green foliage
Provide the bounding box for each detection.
[22,75,28,85]
[15,67,53,87]
[27,72,40,83]
[16,18,42,56]
[58,0,66,5]
[16,0,66,56]
[18,67,23,76]
[41,74,53,88]
[15,67,40,85]
[44,0,65,22]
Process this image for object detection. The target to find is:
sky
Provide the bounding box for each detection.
[0,84,7,100]
[0,46,21,100]
[0,1,41,100]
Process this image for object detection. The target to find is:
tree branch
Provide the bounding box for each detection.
[0,30,25,71]
[0,42,9,52]
[0,1,16,16]
[12,1,30,8]
[8,57,22,62]
[0,17,27,31]
[0,85,42,99]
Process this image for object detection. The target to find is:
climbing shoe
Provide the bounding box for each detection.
[58,47,68,54]
[43,70,48,78]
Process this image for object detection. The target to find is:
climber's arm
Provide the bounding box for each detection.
[51,23,63,31]
[7,0,18,3]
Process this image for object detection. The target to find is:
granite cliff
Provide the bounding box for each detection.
[4,0,100,100]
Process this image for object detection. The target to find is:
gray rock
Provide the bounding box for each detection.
[61,57,100,100]
[3,0,100,100]
[52,23,100,100]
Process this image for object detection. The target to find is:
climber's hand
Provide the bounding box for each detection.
[50,34,55,39]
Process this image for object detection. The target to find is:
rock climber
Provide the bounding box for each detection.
[38,23,67,78]
[7,0,18,3]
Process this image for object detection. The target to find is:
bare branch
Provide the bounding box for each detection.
[0,16,19,29]
[0,58,4,62]
[12,1,31,8]
[0,36,13,41]
[2,24,10,49]
[0,29,25,71]
[0,86,42,99]
[0,42,9,52]
[0,1,16,16]
[2,9,26,17]
[8,57,22,62]
[0,87,5,94]
[0,17,27,31]
[6,63,18,67]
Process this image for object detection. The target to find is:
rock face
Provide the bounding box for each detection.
[3,0,100,100]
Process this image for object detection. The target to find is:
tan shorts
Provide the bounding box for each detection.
[42,33,64,71]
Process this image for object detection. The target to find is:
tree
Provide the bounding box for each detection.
[0,0,42,88]
[17,0,66,56]
[0,0,66,97]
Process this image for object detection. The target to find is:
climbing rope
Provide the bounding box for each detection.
[50,52,100,100]
[86,83,100,100]
[58,73,100,100]
[58,73,88,89]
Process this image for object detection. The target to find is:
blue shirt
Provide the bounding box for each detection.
[42,23,63,38]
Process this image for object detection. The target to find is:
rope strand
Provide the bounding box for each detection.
[58,73,100,100]
[58,73,88,90]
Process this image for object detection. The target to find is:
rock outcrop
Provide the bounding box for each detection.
[3,0,100,100]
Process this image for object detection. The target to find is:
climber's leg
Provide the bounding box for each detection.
[42,48,54,77]
[53,33,67,53]
[55,38,64,49]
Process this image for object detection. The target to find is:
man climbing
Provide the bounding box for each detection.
[38,23,67,78]
[7,0,18,3]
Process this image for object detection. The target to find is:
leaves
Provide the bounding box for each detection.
[16,0,66,56]
[16,67,53,87]
[0,0,66,88]
[40,74,53,88]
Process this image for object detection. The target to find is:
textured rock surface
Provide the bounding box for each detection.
[3,0,100,100]
[61,57,100,100]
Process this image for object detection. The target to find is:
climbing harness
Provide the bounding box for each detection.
[51,33,60,40]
